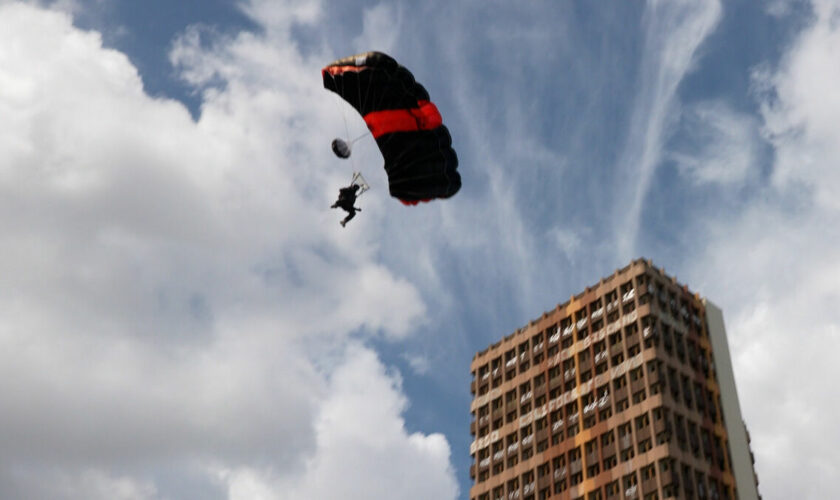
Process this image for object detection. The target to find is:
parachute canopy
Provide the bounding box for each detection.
[322,51,460,205]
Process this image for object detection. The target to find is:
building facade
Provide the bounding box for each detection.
[468,259,760,500]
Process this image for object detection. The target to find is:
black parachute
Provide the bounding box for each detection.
[322,52,460,205]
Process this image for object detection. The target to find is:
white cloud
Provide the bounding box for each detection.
[0,2,454,499]
[213,345,458,500]
[548,227,583,262]
[403,353,432,375]
[669,101,760,186]
[764,0,801,18]
[281,345,458,499]
[0,468,161,500]
[685,2,840,498]
[614,0,722,257]
[353,3,403,54]
[757,0,840,211]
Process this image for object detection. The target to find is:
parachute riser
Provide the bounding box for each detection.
[351,171,370,196]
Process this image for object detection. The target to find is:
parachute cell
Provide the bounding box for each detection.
[322,52,460,205]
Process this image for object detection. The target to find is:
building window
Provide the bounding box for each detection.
[618,422,632,440]
[508,478,520,498]
[522,446,533,460]
[601,430,615,446]
[613,375,627,390]
[623,472,638,498]
[605,480,619,498]
[595,361,608,375]
[577,327,590,342]
[642,464,656,481]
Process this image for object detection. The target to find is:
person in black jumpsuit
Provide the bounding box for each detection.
[331,184,361,227]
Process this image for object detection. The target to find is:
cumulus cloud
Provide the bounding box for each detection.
[0,2,454,499]
[684,1,840,498]
[756,0,840,211]
[211,345,458,500]
[0,468,161,500]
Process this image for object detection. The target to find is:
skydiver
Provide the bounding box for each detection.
[331,183,362,227]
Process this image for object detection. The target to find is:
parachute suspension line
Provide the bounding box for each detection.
[348,131,371,145]
[331,91,352,146]
[330,83,360,169]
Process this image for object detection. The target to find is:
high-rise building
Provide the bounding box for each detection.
[468,259,760,500]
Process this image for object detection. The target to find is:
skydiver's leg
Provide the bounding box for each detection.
[341,210,356,227]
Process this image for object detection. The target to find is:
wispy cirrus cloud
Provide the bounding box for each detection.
[668,100,761,186]
[614,0,722,258]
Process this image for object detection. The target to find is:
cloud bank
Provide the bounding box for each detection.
[683,1,840,498]
[0,2,456,498]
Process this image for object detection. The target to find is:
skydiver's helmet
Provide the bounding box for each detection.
[331,138,351,159]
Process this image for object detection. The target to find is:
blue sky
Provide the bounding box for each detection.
[1,0,839,499]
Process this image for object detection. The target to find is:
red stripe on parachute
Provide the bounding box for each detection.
[363,100,443,139]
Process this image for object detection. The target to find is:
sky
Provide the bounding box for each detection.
[0,0,838,498]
